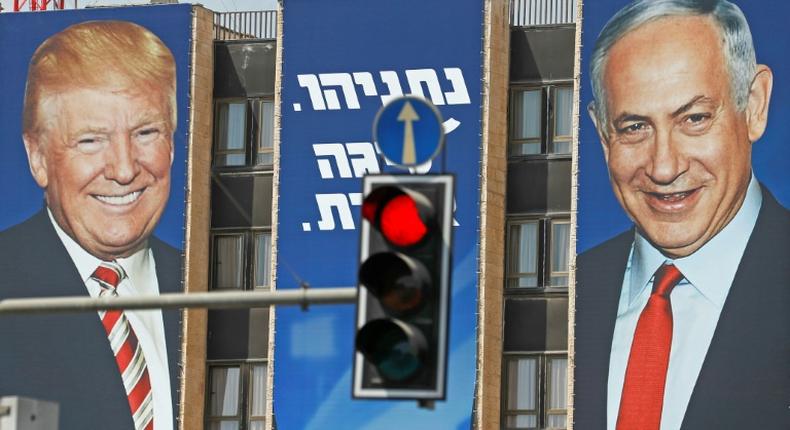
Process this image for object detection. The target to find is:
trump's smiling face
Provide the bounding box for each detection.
[25,84,174,260]
[597,15,771,258]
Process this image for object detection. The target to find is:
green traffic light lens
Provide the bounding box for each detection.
[371,330,420,381]
[356,319,428,382]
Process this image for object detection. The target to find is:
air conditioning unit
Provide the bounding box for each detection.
[0,397,58,430]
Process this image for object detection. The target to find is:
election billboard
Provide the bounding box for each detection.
[0,5,192,429]
[574,1,790,428]
[275,0,484,428]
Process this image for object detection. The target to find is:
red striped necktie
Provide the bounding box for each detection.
[616,263,684,430]
[92,262,154,430]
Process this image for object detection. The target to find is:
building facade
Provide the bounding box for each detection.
[194,1,578,429]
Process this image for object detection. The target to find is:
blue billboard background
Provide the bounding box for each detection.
[0,4,192,249]
[275,1,484,428]
[578,0,790,252]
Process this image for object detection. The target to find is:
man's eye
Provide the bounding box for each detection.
[134,127,161,144]
[617,122,649,135]
[686,113,711,123]
[682,113,713,134]
[624,123,645,132]
[75,136,105,153]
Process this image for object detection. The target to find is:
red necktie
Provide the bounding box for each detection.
[92,262,154,430]
[616,263,684,430]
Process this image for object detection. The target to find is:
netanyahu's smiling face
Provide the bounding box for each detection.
[596,15,771,258]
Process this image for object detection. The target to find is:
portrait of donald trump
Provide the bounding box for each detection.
[0,13,191,430]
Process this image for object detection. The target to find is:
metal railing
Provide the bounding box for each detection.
[511,0,576,26]
[214,10,277,41]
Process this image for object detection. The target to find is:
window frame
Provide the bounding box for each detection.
[505,215,571,292]
[205,360,269,430]
[210,229,273,292]
[508,82,574,159]
[213,97,276,171]
[501,353,569,430]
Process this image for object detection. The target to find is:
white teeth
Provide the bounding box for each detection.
[95,190,142,205]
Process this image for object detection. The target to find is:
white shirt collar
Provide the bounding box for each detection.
[629,174,762,307]
[47,208,152,292]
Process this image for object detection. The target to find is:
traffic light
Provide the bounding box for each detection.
[352,174,454,400]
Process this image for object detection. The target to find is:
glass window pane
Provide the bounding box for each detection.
[254,233,272,289]
[258,101,274,157]
[257,152,274,166]
[219,154,247,166]
[505,414,537,429]
[214,236,244,289]
[513,90,541,140]
[511,142,541,156]
[250,364,267,416]
[553,87,572,138]
[507,358,537,410]
[508,223,538,288]
[209,422,240,430]
[548,357,568,410]
[249,422,266,430]
[216,102,247,166]
[209,367,241,417]
[547,414,567,429]
[550,222,570,286]
[551,139,572,154]
[551,87,573,155]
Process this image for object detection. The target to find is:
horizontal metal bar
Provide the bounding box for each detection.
[0,287,358,315]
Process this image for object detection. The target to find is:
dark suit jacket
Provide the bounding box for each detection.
[0,209,183,430]
[574,188,790,429]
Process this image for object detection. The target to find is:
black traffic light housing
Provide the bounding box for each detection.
[352,174,454,400]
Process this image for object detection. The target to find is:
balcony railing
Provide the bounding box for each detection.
[214,10,277,41]
[511,0,576,27]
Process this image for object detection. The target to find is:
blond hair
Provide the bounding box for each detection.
[23,20,177,135]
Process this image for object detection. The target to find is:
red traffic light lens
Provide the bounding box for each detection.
[379,194,428,247]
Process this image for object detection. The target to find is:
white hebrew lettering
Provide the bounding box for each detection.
[345,142,380,177]
[313,143,352,179]
[319,73,360,110]
[352,72,378,96]
[443,118,461,134]
[348,193,362,206]
[406,69,446,105]
[379,71,404,105]
[316,194,355,231]
[443,68,471,105]
[297,74,326,110]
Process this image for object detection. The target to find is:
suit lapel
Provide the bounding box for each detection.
[681,190,790,429]
[574,230,633,428]
[150,237,185,421]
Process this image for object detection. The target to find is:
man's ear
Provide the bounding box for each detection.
[746,64,773,143]
[23,133,49,188]
[587,101,611,162]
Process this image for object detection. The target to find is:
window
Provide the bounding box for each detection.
[509,85,573,156]
[211,231,272,291]
[503,355,568,429]
[214,99,275,168]
[506,218,570,289]
[206,362,268,430]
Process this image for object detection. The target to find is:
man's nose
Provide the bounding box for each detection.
[104,134,140,184]
[646,129,685,185]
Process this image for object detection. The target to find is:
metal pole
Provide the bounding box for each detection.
[0,287,357,315]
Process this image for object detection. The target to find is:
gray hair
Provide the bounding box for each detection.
[589,0,756,129]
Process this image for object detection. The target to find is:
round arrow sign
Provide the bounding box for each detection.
[373,95,445,168]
